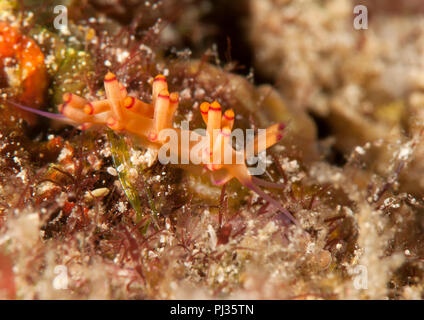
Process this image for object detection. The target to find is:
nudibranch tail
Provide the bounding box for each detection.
[252,176,286,189]
[220,164,295,225]
[243,179,297,225]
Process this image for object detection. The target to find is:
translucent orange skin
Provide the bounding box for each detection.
[0,22,48,124]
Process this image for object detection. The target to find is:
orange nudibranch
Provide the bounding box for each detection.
[10,71,296,225]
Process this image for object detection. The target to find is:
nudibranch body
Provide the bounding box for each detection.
[10,72,296,224]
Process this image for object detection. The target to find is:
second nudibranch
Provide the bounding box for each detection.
[56,72,296,224]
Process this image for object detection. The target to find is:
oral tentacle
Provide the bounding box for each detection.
[6,100,70,121]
